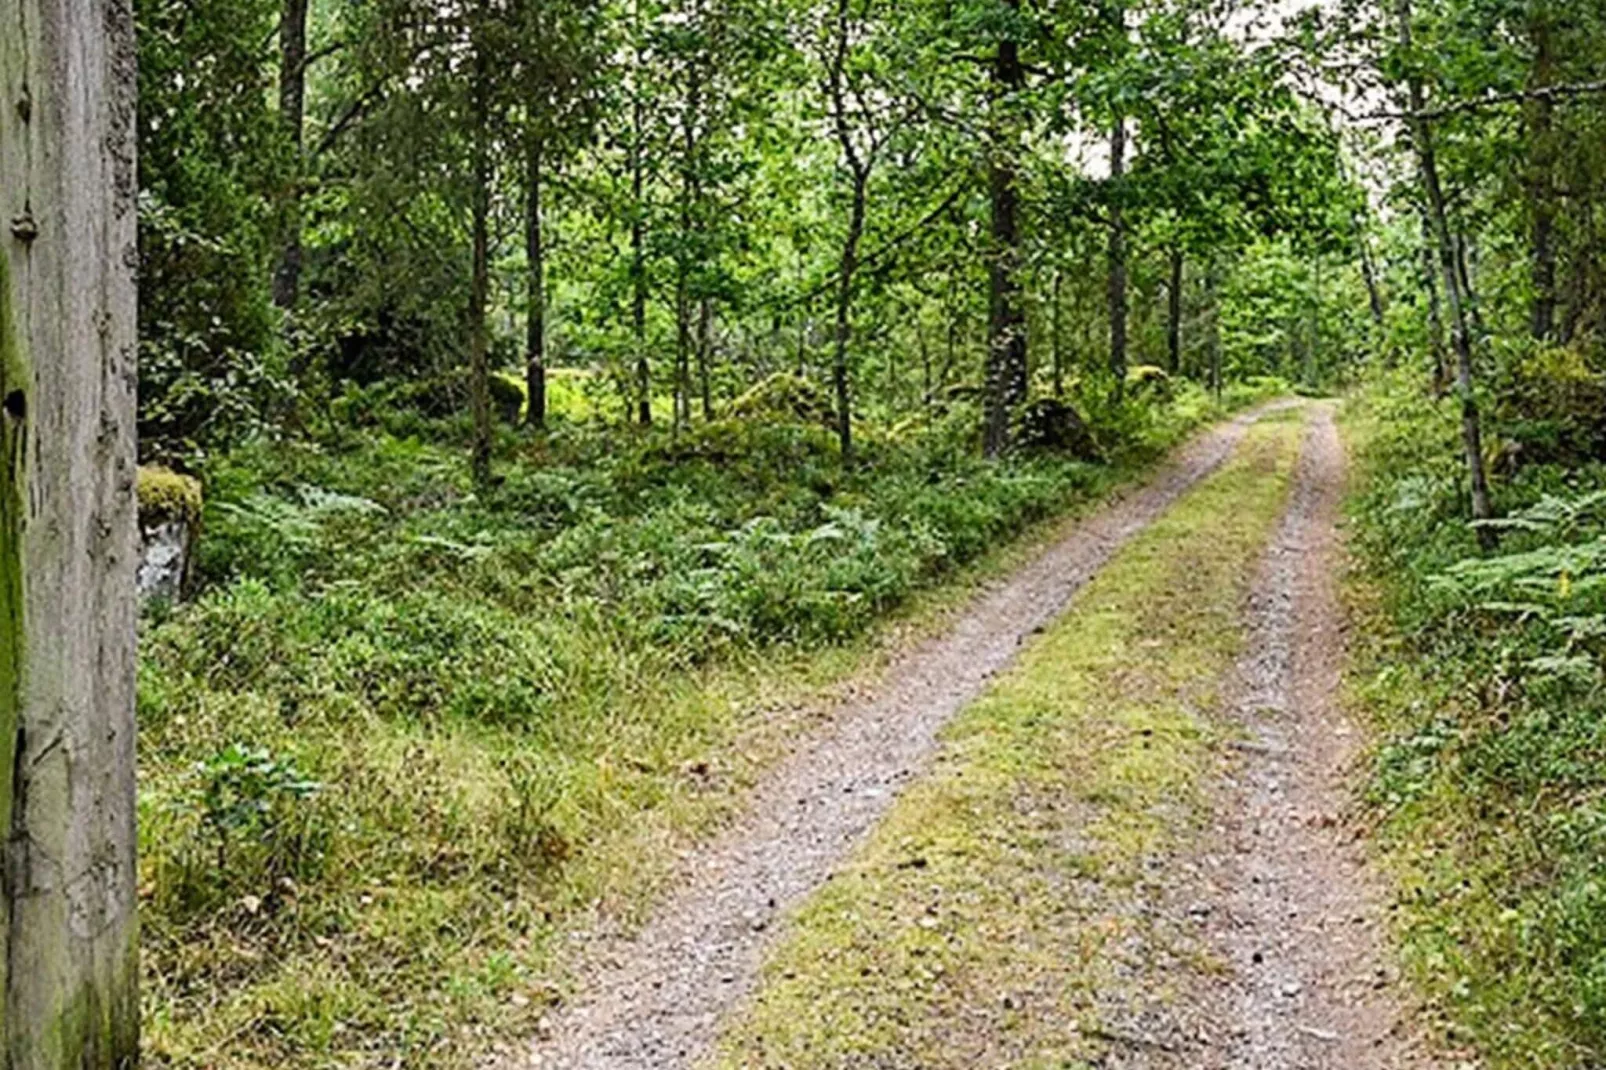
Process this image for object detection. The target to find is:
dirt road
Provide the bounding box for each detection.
[522,403,1434,1070]
[522,408,1285,1069]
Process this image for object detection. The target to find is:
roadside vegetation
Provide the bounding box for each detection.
[713,413,1304,1067]
[1345,370,1606,1068]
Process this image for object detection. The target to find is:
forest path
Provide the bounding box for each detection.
[1094,403,1445,1069]
[518,404,1291,1069]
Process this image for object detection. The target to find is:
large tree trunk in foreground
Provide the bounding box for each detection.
[1396,0,1494,545]
[273,0,309,310]
[0,1,141,1063]
[983,4,1028,458]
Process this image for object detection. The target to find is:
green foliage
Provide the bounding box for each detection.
[1347,374,1606,1067]
[136,0,288,456]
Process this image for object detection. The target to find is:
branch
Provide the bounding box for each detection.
[775,182,968,312]
[1368,80,1606,122]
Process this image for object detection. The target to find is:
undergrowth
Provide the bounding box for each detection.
[138,377,1283,1067]
[1344,370,1606,1067]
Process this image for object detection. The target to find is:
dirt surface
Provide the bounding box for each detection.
[1100,403,1441,1069]
[517,408,1285,1070]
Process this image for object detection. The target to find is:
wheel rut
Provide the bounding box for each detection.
[1099,403,1443,1070]
[518,406,1289,1070]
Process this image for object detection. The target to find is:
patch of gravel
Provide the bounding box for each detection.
[514,407,1286,1070]
[1100,403,1444,1070]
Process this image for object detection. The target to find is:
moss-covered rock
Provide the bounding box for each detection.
[729,373,835,427]
[137,466,203,527]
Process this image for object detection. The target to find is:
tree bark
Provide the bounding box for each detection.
[1166,247,1183,375]
[525,132,548,429]
[469,51,493,489]
[274,0,310,311]
[0,1,141,1063]
[1107,114,1129,400]
[1396,0,1494,544]
[983,2,1027,458]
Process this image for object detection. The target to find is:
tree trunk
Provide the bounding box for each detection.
[1166,247,1183,375]
[1205,260,1223,400]
[1051,268,1064,398]
[1357,222,1386,330]
[983,5,1027,458]
[0,2,141,1063]
[525,132,547,429]
[1107,114,1129,400]
[697,295,714,421]
[274,0,310,311]
[469,55,493,489]
[1396,0,1494,544]
[833,173,867,462]
[631,66,651,428]
[1526,5,1557,342]
[1421,219,1449,394]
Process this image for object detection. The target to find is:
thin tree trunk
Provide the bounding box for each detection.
[920,319,933,415]
[631,30,651,428]
[1358,222,1386,330]
[1421,218,1449,394]
[1527,5,1558,342]
[1166,247,1183,375]
[983,1,1027,457]
[469,53,493,489]
[0,1,140,1061]
[525,132,548,428]
[1051,267,1065,398]
[833,174,867,461]
[1396,0,1494,543]
[698,296,714,420]
[274,0,310,310]
[1107,114,1129,400]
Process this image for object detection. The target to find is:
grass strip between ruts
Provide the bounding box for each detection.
[711,408,1308,1069]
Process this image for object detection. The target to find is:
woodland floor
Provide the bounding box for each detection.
[511,401,1446,1070]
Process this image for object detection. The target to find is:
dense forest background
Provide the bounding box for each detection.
[127,0,1606,1064]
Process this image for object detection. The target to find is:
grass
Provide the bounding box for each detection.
[138,380,1290,1068]
[710,409,1306,1068]
[1341,372,1606,1068]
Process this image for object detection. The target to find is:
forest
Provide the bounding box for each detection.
[2,0,1606,1065]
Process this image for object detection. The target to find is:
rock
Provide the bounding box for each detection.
[136,465,202,604]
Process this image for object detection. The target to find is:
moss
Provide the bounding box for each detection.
[137,466,203,527]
